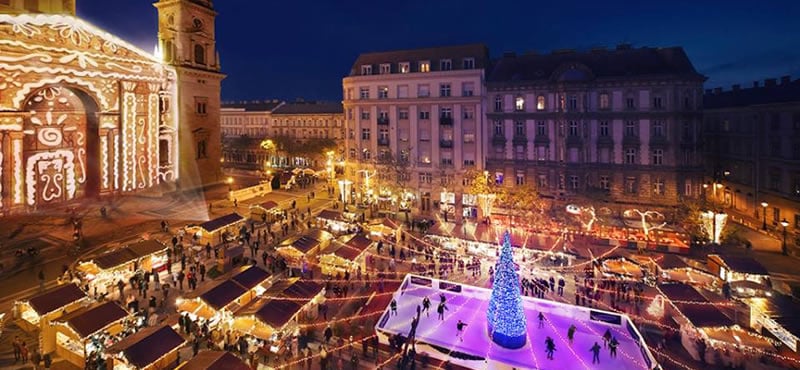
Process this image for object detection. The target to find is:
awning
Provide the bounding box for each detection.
[199,213,245,233]
[106,325,185,369]
[57,301,129,338]
[26,283,87,316]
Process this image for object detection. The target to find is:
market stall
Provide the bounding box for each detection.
[707,254,770,285]
[743,294,800,352]
[13,283,88,333]
[368,218,399,239]
[105,325,185,370]
[318,234,373,276]
[75,240,169,295]
[250,200,282,223]
[187,213,246,246]
[176,350,251,370]
[598,256,644,280]
[276,229,333,268]
[51,301,131,368]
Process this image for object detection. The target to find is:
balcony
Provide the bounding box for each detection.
[439,116,453,125]
[377,116,390,125]
[492,135,507,146]
[377,138,390,146]
[439,139,454,148]
[512,135,528,145]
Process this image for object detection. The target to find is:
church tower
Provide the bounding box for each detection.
[154,0,224,190]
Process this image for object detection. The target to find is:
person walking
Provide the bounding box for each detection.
[609,336,619,358]
[12,336,21,362]
[390,299,398,316]
[590,342,602,364]
[324,325,333,344]
[538,311,546,329]
[545,336,556,360]
[567,324,577,344]
[437,302,448,320]
[456,320,468,341]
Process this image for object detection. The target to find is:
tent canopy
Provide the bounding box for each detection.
[106,325,184,369]
[57,301,128,338]
[27,283,87,316]
[659,283,734,328]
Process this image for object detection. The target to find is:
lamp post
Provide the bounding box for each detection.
[781,218,789,256]
[761,202,768,230]
[226,176,234,192]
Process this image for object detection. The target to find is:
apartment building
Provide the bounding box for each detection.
[220,100,282,170]
[343,44,490,215]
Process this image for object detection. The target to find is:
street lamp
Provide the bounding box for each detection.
[781,218,789,256]
[761,202,768,230]
[226,176,234,192]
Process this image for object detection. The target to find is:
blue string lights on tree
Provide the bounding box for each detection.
[486,230,527,349]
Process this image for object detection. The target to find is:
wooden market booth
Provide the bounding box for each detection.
[317,209,357,233]
[188,213,246,246]
[707,254,770,286]
[175,350,250,370]
[368,218,399,240]
[14,283,88,335]
[276,228,333,268]
[177,265,272,326]
[75,240,169,295]
[51,301,131,368]
[105,324,185,370]
[318,234,373,276]
[249,200,282,223]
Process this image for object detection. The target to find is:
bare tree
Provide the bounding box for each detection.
[623,209,667,239]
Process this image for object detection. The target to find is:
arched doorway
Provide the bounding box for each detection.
[22,85,100,207]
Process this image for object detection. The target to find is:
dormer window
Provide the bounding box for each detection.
[463,58,475,69]
[419,61,430,73]
[440,59,452,71]
[379,63,391,75]
[361,65,372,75]
[399,62,410,73]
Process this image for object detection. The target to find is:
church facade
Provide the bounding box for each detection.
[0,0,222,213]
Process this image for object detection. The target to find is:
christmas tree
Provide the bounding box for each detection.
[486,230,527,349]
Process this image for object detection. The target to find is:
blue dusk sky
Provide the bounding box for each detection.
[77,0,800,101]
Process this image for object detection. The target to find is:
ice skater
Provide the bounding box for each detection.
[609,336,619,358]
[390,299,398,316]
[437,302,448,320]
[602,328,612,348]
[590,342,602,364]
[422,296,431,317]
[545,336,556,360]
[567,324,577,344]
[538,312,545,329]
[456,320,468,341]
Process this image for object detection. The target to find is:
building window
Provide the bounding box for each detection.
[515,121,525,136]
[625,121,638,137]
[494,121,503,136]
[599,121,609,137]
[652,96,663,109]
[599,176,610,190]
[397,85,409,98]
[195,100,207,115]
[536,95,545,111]
[398,108,409,120]
[360,110,370,120]
[653,120,665,137]
[362,149,371,161]
[567,96,578,110]
[379,63,391,74]
[419,110,430,120]
[463,107,474,119]
[515,96,525,111]
[568,121,579,136]
[538,175,548,189]
[536,121,546,136]
[569,175,579,190]
[515,172,525,186]
[440,59,452,71]
[463,58,475,69]
[462,82,475,96]
[654,178,665,196]
[464,158,475,166]
[419,61,430,73]
[359,87,369,99]
[361,128,371,140]
[626,96,636,109]
[463,133,475,143]
[769,170,782,191]
[599,93,610,110]
[399,62,410,73]
[378,86,389,99]
[652,149,664,165]
[440,83,451,97]
[194,44,205,65]
[361,65,372,75]
[440,107,452,119]
[419,172,432,184]
[625,148,637,164]
[417,84,430,97]
[625,177,637,194]
[495,96,503,112]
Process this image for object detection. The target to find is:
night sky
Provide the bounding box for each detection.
[77,0,800,102]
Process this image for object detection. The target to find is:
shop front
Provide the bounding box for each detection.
[52,301,131,368]
[105,325,185,370]
[317,209,358,234]
[13,283,88,334]
[75,240,169,295]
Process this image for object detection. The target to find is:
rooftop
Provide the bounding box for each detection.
[349,43,490,76]
[221,100,283,112]
[271,101,343,115]
[704,76,800,109]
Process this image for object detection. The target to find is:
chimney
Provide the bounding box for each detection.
[503,52,516,58]
[781,75,791,85]
[732,84,740,91]
[713,87,723,94]
[765,78,777,87]
[753,81,759,88]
